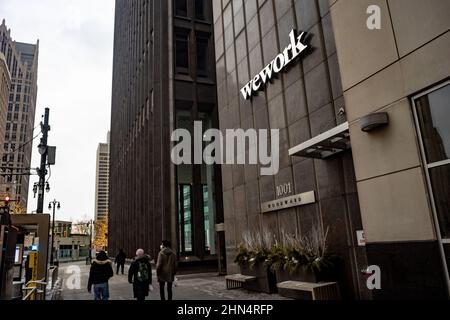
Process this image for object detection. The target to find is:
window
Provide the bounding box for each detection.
[195,0,205,20]
[413,82,450,239]
[196,37,209,77]
[176,32,189,73]
[175,0,188,17]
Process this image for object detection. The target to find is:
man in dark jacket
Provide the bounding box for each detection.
[157,240,177,301]
[87,251,114,300]
[128,249,153,301]
[115,249,126,275]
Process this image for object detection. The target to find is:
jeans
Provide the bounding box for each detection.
[159,281,173,301]
[116,263,125,275]
[94,283,110,300]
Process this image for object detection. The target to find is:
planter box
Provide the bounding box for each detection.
[276,266,339,284]
[240,262,277,294]
[276,269,318,283]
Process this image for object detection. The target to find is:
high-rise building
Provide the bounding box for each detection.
[0,20,39,211]
[111,0,450,299]
[0,52,10,191]
[95,133,110,222]
[212,0,450,299]
[110,0,225,269]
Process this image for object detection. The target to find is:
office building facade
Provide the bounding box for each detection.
[95,133,110,222]
[110,0,450,298]
[0,52,10,191]
[213,0,450,299]
[0,20,39,211]
[110,0,225,267]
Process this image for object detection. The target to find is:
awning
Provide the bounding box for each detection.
[289,122,351,159]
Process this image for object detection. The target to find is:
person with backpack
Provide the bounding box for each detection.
[156,240,177,301]
[128,248,153,301]
[115,249,126,275]
[87,251,114,300]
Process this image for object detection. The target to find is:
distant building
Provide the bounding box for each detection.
[95,133,110,222]
[0,52,10,191]
[50,220,90,262]
[0,20,39,211]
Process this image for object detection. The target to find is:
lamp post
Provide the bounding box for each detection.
[37,108,50,214]
[88,220,94,263]
[48,199,61,266]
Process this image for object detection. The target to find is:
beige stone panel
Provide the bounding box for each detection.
[344,62,405,122]
[350,99,421,181]
[401,30,450,96]
[357,167,435,243]
[388,0,450,57]
[330,0,398,90]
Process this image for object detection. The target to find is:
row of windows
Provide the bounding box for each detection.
[7,112,29,122]
[2,153,25,163]
[175,31,210,77]
[5,123,27,133]
[8,93,31,103]
[8,103,30,113]
[10,84,31,94]
[175,0,207,21]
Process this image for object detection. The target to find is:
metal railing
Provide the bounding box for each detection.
[22,279,47,301]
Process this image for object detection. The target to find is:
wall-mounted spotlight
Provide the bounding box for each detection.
[360,112,389,132]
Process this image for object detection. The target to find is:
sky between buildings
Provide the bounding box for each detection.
[0,0,115,222]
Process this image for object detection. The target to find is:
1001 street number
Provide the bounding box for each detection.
[177,304,274,318]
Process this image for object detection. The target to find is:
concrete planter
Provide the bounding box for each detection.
[241,262,277,294]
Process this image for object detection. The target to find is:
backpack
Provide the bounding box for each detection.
[136,261,149,282]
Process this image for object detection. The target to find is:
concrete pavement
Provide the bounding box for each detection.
[58,261,288,300]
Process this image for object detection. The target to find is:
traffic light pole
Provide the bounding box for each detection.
[37,108,50,214]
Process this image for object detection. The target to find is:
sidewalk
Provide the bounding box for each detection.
[59,262,288,300]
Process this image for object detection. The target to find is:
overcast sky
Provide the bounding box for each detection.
[0,0,115,222]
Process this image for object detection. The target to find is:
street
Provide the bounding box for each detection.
[58,262,288,301]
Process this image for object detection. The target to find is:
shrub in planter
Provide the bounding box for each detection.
[267,226,340,283]
[234,231,278,294]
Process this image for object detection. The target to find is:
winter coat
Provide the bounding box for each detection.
[156,248,177,283]
[128,255,152,298]
[115,251,126,264]
[87,259,114,291]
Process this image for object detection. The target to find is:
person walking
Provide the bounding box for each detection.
[87,251,114,300]
[128,249,153,301]
[156,240,177,301]
[115,249,126,275]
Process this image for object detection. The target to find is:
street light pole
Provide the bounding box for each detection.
[37,108,51,214]
[89,220,93,262]
[49,199,60,266]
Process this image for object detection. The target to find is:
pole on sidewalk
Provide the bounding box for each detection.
[37,108,50,214]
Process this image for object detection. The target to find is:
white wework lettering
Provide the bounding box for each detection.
[252,74,262,91]
[240,82,253,100]
[241,29,308,100]
[259,62,274,84]
[273,53,285,73]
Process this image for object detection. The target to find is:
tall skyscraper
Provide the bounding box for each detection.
[95,132,110,222]
[0,20,39,211]
[110,0,224,268]
[0,52,10,191]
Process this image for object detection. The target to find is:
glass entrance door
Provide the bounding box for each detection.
[413,81,450,293]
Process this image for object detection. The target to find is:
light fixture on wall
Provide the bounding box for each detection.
[360,112,389,132]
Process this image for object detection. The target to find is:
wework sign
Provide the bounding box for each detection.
[241,29,308,100]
